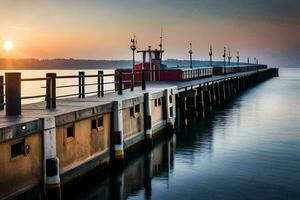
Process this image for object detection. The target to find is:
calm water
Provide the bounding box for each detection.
[61,68,300,200]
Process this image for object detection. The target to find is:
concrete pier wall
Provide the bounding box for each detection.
[0,132,42,200]
[0,68,278,199]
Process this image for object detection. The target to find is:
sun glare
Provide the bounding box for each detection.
[3,40,14,52]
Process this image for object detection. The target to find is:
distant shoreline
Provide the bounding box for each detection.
[0,58,252,70]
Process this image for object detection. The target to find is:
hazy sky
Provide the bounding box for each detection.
[0,0,299,67]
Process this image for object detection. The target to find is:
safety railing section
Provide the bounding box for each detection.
[115,69,147,95]
[0,70,148,116]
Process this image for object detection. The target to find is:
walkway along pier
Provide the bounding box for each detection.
[0,52,279,199]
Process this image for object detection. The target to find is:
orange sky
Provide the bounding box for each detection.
[0,0,299,67]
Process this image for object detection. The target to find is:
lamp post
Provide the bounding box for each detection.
[237,51,240,67]
[209,45,213,66]
[228,48,232,66]
[189,43,193,68]
[130,35,137,91]
[223,47,226,66]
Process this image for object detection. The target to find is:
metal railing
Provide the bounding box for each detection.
[0,70,147,116]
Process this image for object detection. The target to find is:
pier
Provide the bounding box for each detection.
[0,52,278,199]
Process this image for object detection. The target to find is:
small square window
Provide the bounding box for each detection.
[91,119,97,130]
[135,104,140,113]
[11,139,25,158]
[169,95,173,103]
[98,116,103,127]
[66,125,74,138]
[158,98,161,106]
[130,107,134,117]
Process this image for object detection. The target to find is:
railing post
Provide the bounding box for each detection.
[51,73,56,109]
[101,71,104,97]
[5,73,21,116]
[78,72,82,98]
[142,69,146,90]
[46,73,56,109]
[79,71,85,98]
[0,76,4,110]
[118,71,123,95]
[46,74,51,108]
[97,70,103,97]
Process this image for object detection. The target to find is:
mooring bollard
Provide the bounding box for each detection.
[45,157,61,200]
[43,116,60,200]
[144,93,153,141]
[113,101,124,166]
[5,73,21,115]
[0,76,4,110]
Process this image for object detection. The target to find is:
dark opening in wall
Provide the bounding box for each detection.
[135,104,140,113]
[66,125,74,138]
[11,139,25,158]
[170,107,173,118]
[130,107,134,117]
[155,99,158,107]
[158,98,161,106]
[91,119,97,130]
[98,116,103,127]
[169,95,173,103]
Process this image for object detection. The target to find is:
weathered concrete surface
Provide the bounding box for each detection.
[0,132,42,199]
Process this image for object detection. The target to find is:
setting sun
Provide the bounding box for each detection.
[3,40,14,52]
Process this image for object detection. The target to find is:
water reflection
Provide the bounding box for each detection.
[63,68,300,200]
[64,134,176,200]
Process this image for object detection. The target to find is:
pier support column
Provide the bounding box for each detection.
[232,78,237,95]
[113,101,124,164]
[210,83,217,106]
[175,94,181,128]
[165,89,176,130]
[196,86,205,118]
[231,79,235,95]
[218,81,223,103]
[213,82,220,105]
[224,80,230,99]
[227,79,232,98]
[241,77,245,91]
[178,96,188,127]
[43,116,61,200]
[237,77,241,93]
[186,90,198,119]
[144,93,153,140]
[202,84,212,111]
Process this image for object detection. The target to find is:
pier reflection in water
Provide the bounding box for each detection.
[63,134,176,200]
